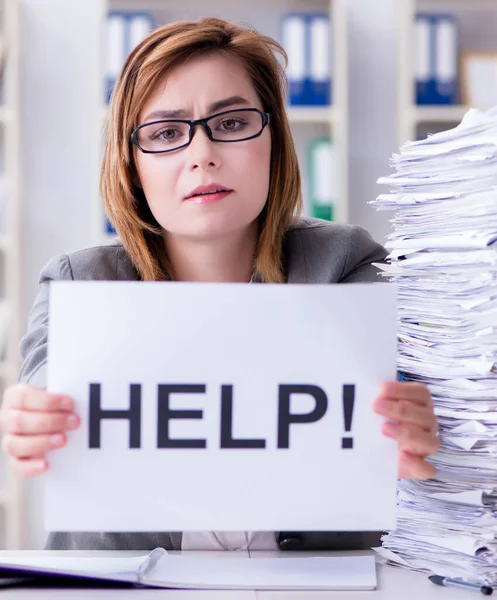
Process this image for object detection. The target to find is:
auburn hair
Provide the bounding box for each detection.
[101,17,302,282]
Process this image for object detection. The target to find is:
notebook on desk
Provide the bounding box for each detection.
[0,548,377,590]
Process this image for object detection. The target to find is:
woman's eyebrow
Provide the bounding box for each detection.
[208,95,250,114]
[143,96,251,122]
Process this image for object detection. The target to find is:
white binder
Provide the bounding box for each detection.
[435,16,458,99]
[106,13,126,103]
[105,12,154,103]
[282,14,306,104]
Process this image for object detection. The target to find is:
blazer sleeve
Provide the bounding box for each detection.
[18,254,74,387]
[339,225,388,284]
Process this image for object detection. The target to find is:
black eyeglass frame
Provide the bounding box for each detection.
[131,108,271,154]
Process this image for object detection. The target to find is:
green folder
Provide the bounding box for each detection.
[308,137,336,221]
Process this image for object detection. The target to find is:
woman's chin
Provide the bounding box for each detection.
[166,214,258,242]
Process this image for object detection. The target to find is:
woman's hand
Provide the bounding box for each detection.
[0,384,80,477]
[373,381,439,479]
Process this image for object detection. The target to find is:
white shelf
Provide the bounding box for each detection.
[0,361,18,381]
[286,106,336,125]
[0,107,13,125]
[0,235,12,253]
[99,106,106,124]
[412,105,469,123]
[1,0,23,550]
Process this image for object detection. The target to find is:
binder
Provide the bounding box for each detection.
[282,14,306,105]
[308,14,332,106]
[281,13,332,106]
[415,13,459,105]
[128,13,154,51]
[105,217,116,235]
[308,138,336,221]
[106,12,126,104]
[0,547,377,590]
[105,11,154,103]
[104,12,153,235]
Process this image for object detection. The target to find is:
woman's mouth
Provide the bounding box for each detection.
[184,185,234,204]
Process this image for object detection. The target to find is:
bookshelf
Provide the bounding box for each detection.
[397,0,497,146]
[0,0,23,550]
[95,0,348,245]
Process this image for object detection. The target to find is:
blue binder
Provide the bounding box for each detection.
[281,13,332,106]
[105,218,116,235]
[415,13,459,105]
[105,11,155,104]
[104,12,154,236]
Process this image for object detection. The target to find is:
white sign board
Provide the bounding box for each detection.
[46,281,398,532]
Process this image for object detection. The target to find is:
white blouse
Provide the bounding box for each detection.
[181,530,279,550]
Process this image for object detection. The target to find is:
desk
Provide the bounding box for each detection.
[0,550,462,599]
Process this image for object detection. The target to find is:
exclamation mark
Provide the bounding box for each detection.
[342,384,355,449]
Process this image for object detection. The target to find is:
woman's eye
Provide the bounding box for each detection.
[219,118,244,131]
[153,128,178,141]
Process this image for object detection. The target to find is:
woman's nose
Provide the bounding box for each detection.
[187,125,222,170]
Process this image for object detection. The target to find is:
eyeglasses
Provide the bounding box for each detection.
[131,108,271,154]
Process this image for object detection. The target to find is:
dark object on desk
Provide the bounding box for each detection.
[0,577,36,589]
[429,574,493,595]
[0,567,141,591]
[277,531,383,551]
[0,570,140,590]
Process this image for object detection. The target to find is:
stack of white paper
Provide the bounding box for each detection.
[370,106,497,586]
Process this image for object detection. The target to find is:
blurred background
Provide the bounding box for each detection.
[0,0,495,549]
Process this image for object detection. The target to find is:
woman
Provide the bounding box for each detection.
[0,18,439,550]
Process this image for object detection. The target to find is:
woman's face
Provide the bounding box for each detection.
[134,53,272,242]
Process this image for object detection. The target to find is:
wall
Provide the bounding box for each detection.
[19,0,104,549]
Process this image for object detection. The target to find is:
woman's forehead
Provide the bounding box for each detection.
[139,54,261,120]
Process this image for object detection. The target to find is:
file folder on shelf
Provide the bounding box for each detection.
[308,138,336,221]
[105,11,154,104]
[104,12,154,236]
[105,218,116,235]
[106,13,126,104]
[281,13,332,106]
[415,13,459,105]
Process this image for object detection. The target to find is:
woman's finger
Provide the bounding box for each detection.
[10,456,48,477]
[3,384,74,413]
[2,409,79,435]
[382,421,440,456]
[378,381,432,407]
[373,397,437,432]
[2,433,66,459]
[398,451,436,480]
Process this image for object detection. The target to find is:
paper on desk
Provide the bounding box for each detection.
[430,490,490,507]
[373,547,411,567]
[410,534,496,558]
[0,553,149,575]
[371,104,497,586]
[447,436,479,451]
[146,554,377,590]
[0,552,378,591]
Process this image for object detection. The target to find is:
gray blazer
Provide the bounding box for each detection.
[18,217,388,551]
